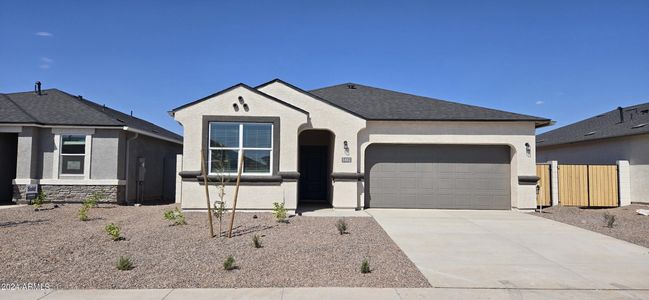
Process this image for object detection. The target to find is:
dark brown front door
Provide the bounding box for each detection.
[299,146,328,201]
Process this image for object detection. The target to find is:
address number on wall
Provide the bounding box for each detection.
[341,157,352,163]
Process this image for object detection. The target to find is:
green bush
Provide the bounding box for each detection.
[105,223,122,241]
[164,207,186,225]
[252,234,262,248]
[272,202,287,223]
[223,255,236,270]
[83,192,103,208]
[78,206,89,221]
[604,212,616,228]
[360,258,371,274]
[116,256,133,271]
[32,191,46,209]
[336,218,348,235]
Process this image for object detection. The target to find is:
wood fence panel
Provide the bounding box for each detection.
[536,164,551,206]
[588,165,618,207]
[558,165,589,206]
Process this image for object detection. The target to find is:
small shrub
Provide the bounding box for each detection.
[604,212,616,228]
[360,258,371,274]
[336,218,348,235]
[83,192,103,208]
[32,191,46,209]
[116,256,133,271]
[164,207,186,225]
[252,234,262,248]
[78,206,89,221]
[223,255,236,270]
[105,223,122,241]
[272,202,287,223]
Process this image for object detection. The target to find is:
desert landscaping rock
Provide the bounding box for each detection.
[533,204,649,248]
[0,204,430,289]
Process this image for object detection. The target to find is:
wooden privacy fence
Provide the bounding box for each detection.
[558,164,618,207]
[536,164,551,206]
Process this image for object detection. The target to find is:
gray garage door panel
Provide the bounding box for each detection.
[365,144,511,209]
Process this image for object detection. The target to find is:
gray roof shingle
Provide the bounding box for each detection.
[0,89,181,142]
[537,102,649,147]
[309,83,550,125]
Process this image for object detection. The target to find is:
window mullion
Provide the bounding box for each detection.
[239,123,244,174]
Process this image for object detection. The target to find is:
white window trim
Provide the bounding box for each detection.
[208,122,273,176]
[53,132,93,179]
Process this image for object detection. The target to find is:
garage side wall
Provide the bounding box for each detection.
[537,134,649,204]
[360,121,538,209]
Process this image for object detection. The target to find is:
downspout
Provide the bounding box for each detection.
[124,132,139,204]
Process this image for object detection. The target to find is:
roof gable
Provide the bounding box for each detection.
[171,83,309,115]
[256,79,365,119]
[310,83,551,126]
[537,102,649,147]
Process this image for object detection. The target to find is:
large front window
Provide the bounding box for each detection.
[208,122,273,175]
[60,135,86,175]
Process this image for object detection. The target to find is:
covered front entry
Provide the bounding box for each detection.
[0,133,18,204]
[365,144,511,209]
[298,130,334,209]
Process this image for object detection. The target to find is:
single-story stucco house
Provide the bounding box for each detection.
[0,83,182,204]
[537,103,649,204]
[171,79,551,211]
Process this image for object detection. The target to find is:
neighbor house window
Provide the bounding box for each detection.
[208,122,273,175]
[60,135,86,175]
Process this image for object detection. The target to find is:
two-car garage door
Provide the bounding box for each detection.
[365,144,511,209]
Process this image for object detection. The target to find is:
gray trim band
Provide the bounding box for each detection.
[331,172,364,182]
[518,176,540,185]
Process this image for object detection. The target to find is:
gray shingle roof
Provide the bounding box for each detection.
[537,102,649,147]
[0,89,181,142]
[309,83,550,126]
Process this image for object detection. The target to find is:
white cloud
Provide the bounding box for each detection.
[35,31,53,37]
[536,100,545,105]
[41,57,53,63]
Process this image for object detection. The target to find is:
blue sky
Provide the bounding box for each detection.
[1,1,648,134]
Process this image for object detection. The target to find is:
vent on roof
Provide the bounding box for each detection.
[34,81,42,95]
[618,107,624,123]
[632,123,648,129]
[585,131,597,136]
[347,84,356,90]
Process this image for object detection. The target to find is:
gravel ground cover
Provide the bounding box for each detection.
[0,204,430,289]
[532,204,649,248]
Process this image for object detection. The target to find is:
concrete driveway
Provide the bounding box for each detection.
[368,209,649,290]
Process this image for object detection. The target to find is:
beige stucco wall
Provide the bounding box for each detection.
[537,134,649,203]
[360,121,539,209]
[175,82,540,210]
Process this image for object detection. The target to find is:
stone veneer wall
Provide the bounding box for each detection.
[13,185,125,204]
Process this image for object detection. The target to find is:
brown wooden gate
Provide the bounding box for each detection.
[558,164,618,207]
[536,164,551,206]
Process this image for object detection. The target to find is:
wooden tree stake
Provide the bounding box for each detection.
[200,148,215,238]
[228,150,244,238]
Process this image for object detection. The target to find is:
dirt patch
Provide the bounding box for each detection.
[532,204,649,248]
[0,204,430,289]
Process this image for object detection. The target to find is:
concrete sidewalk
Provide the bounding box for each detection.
[4,287,649,300]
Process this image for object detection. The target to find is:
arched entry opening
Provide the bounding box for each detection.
[297,129,334,211]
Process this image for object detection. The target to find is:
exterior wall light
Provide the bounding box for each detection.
[343,140,349,154]
[525,142,531,156]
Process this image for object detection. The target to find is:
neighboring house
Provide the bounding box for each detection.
[0,83,182,204]
[537,103,649,204]
[171,79,550,211]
